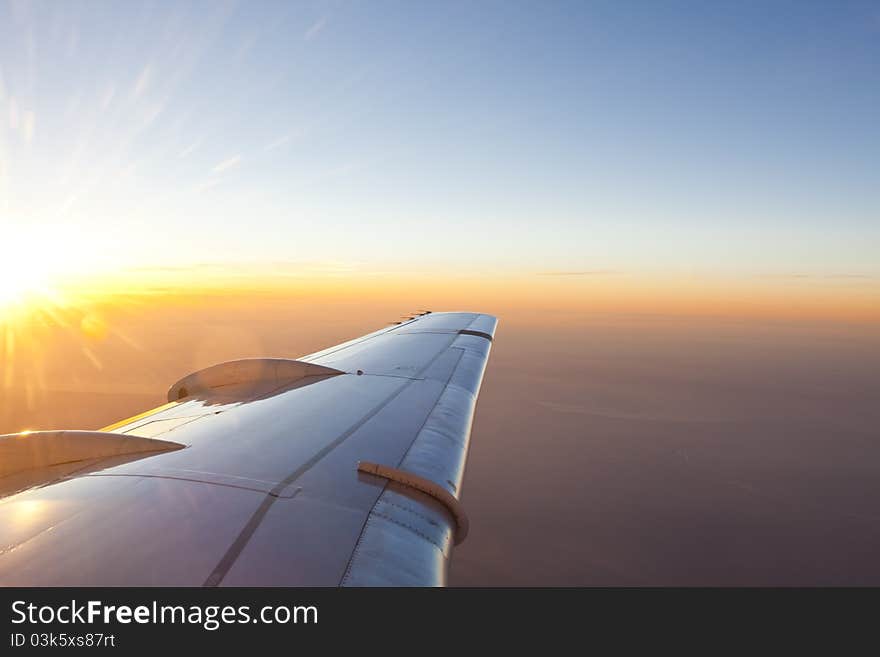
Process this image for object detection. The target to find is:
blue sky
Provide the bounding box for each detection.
[0,0,878,277]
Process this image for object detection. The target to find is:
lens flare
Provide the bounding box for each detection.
[0,229,87,314]
[0,256,52,312]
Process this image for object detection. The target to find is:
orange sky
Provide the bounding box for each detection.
[1,267,877,435]
[25,265,880,321]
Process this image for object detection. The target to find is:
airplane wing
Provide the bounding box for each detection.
[0,311,497,586]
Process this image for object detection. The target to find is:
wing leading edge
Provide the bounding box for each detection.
[0,311,497,586]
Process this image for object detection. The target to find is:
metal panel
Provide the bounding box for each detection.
[0,312,498,586]
[0,475,265,586]
[341,329,495,586]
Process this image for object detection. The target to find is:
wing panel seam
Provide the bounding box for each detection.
[203,332,462,587]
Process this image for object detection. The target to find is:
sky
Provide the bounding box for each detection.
[1,0,878,284]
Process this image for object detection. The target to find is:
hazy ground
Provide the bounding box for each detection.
[3,290,879,585]
[453,314,880,585]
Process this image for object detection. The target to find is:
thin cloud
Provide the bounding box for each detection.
[233,32,259,64]
[264,127,310,152]
[8,97,18,129]
[759,274,811,279]
[212,155,241,174]
[264,134,292,152]
[305,18,327,41]
[100,85,116,111]
[195,178,222,194]
[128,260,363,276]
[536,270,618,277]
[22,110,34,144]
[67,26,79,58]
[131,65,152,99]
[178,140,201,158]
[758,273,877,280]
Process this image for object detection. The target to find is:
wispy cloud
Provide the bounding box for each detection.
[131,65,152,99]
[7,100,35,144]
[100,85,116,111]
[195,178,223,194]
[212,155,241,174]
[264,134,292,152]
[536,270,618,277]
[66,26,79,58]
[123,260,364,278]
[22,111,34,144]
[304,18,327,41]
[264,126,310,152]
[178,140,202,159]
[232,32,259,64]
[758,273,877,280]
[8,98,18,129]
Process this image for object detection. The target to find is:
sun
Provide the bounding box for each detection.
[0,224,103,315]
[0,246,69,314]
[0,280,23,308]
[0,261,39,311]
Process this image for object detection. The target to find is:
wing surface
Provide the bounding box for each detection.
[0,311,497,586]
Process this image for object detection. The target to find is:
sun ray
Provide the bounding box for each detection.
[3,323,15,390]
